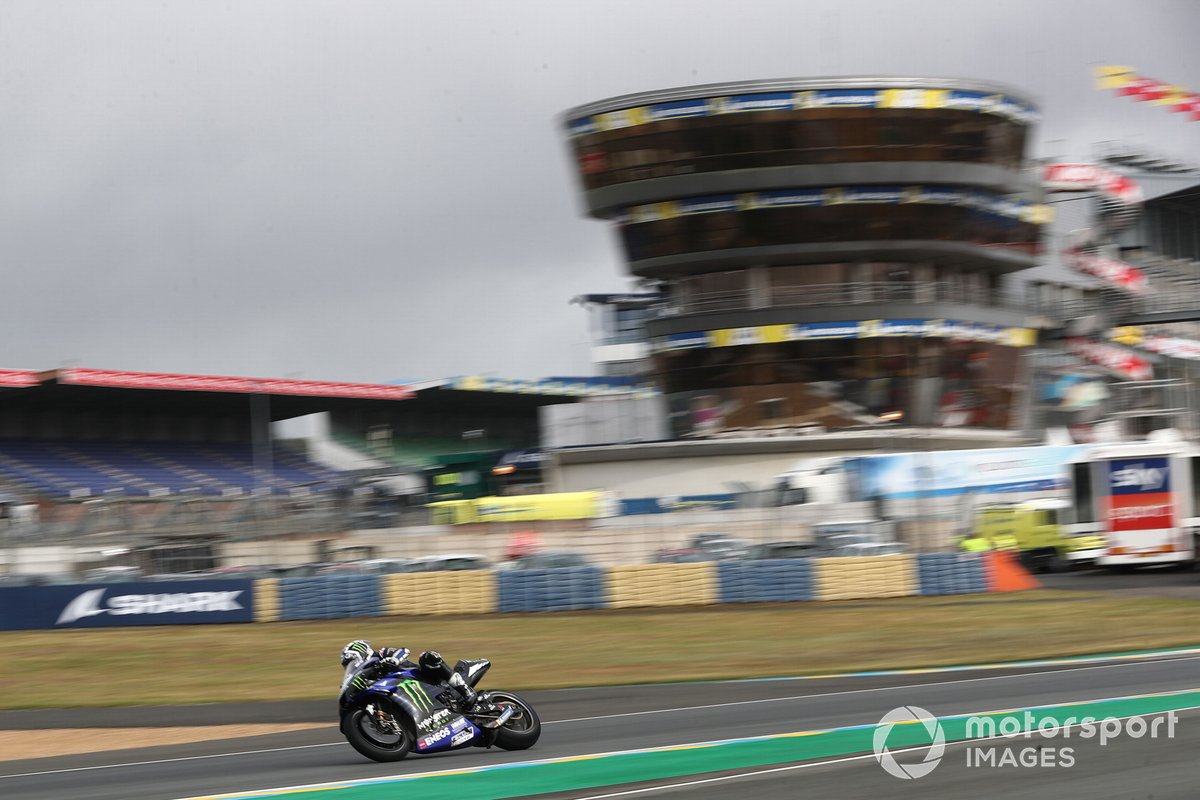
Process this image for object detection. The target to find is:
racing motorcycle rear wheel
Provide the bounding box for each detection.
[487,691,542,751]
[341,700,413,762]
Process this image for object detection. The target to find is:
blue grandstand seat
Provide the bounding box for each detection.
[0,440,346,498]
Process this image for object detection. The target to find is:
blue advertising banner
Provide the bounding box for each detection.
[715,92,794,113]
[567,87,1039,138]
[851,446,1087,500]
[619,494,740,515]
[0,579,256,631]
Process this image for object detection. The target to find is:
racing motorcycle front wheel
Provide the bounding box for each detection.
[486,691,542,751]
[341,700,413,762]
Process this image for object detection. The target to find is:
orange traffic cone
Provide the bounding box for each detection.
[985,550,1042,592]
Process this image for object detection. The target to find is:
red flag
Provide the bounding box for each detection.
[1167,93,1197,112]
[1138,80,1166,101]
[1118,78,1154,97]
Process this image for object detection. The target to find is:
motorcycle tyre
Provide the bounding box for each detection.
[341,702,413,762]
[487,691,542,751]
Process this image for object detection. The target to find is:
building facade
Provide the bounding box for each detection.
[563,77,1054,437]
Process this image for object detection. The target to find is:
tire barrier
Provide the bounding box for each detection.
[914,553,988,596]
[718,560,814,603]
[813,555,918,601]
[279,575,381,621]
[255,578,281,622]
[497,567,607,613]
[382,572,497,616]
[605,563,719,609]
[0,556,1012,631]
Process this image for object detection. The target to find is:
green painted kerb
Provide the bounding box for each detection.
[209,690,1200,800]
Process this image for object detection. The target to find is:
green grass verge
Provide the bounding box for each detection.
[1,590,1198,709]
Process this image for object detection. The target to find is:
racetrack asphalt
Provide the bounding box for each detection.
[538,708,1200,800]
[2,651,1197,800]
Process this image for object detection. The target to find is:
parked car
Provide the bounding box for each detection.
[653,548,712,563]
[743,541,821,560]
[82,566,143,583]
[0,573,75,587]
[402,554,490,572]
[313,559,414,576]
[818,532,884,551]
[831,542,910,557]
[500,552,591,570]
[205,565,280,580]
[687,533,730,548]
[689,536,751,560]
[274,564,326,578]
[145,572,213,582]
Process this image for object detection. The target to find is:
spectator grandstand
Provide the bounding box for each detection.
[0,367,638,513]
[0,440,342,497]
[0,367,415,501]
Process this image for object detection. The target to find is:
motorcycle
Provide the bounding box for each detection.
[338,648,541,762]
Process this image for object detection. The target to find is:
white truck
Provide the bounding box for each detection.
[1065,438,1200,568]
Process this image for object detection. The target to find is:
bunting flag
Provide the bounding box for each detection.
[1094,65,1200,121]
[1042,164,1147,295]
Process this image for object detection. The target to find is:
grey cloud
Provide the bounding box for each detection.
[2,0,1198,382]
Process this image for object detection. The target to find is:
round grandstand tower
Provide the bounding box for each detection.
[563,77,1050,435]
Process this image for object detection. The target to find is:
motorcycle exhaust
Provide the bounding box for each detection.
[476,706,516,729]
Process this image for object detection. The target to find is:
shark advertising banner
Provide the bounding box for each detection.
[0,579,256,631]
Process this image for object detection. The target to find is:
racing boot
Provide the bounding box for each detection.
[448,671,479,710]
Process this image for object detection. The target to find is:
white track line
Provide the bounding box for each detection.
[539,646,1200,689]
[0,743,346,781]
[2,655,1197,781]
[546,656,1200,723]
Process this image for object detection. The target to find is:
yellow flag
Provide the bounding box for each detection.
[1110,326,1144,346]
[1094,65,1134,90]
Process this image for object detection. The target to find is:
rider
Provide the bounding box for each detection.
[340,640,480,709]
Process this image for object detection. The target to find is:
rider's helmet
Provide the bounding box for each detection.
[419,649,446,673]
[341,639,372,667]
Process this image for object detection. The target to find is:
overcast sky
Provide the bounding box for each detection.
[3,0,1199,383]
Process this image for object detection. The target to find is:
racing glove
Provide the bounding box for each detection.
[378,647,410,671]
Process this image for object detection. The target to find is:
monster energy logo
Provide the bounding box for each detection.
[396,680,434,713]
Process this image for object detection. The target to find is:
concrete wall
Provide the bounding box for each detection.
[548,430,1033,497]
[551,449,874,496]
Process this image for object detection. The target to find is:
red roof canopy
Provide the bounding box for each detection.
[53,368,414,400]
[0,370,40,388]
